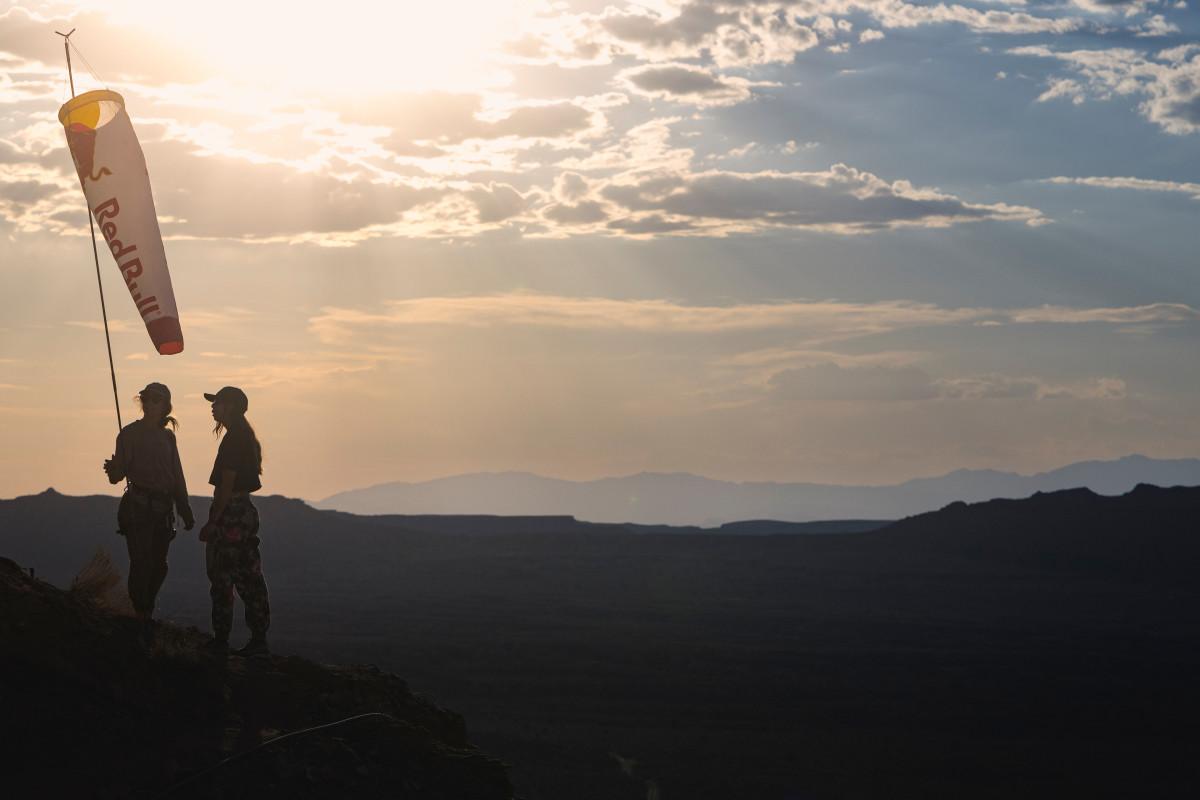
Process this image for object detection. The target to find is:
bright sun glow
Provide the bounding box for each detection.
[92,0,544,92]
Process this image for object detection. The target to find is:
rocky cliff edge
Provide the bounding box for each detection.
[0,555,514,800]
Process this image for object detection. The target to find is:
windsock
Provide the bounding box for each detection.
[59,90,183,355]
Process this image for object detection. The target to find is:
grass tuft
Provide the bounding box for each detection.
[69,546,134,616]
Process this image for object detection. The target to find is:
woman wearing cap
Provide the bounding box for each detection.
[103,382,196,634]
[199,386,270,656]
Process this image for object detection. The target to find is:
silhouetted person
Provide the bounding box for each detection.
[198,386,269,657]
[103,382,195,637]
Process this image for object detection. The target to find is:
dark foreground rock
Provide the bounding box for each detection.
[0,557,513,799]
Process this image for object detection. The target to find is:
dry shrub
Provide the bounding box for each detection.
[69,546,134,616]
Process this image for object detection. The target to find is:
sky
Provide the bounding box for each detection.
[1,0,1199,503]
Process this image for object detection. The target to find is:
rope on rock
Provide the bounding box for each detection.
[149,712,401,799]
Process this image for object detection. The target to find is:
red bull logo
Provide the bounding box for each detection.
[65,122,112,185]
[93,197,160,319]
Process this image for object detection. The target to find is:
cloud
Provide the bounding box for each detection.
[606,214,696,234]
[333,92,599,153]
[469,183,530,223]
[544,200,609,225]
[1039,377,1127,400]
[142,140,445,241]
[600,163,1044,233]
[937,375,1042,400]
[1007,303,1200,324]
[1036,77,1087,104]
[771,364,1128,404]
[1043,175,1200,199]
[578,0,1093,67]
[1143,56,1200,133]
[585,2,819,67]
[487,101,596,139]
[1135,15,1181,37]
[558,116,695,174]
[541,172,611,226]
[504,0,1100,72]
[864,1,1088,35]
[554,172,591,202]
[620,64,753,105]
[1068,0,1150,14]
[0,176,59,206]
[1012,43,1200,134]
[596,3,740,51]
[502,31,552,60]
[306,294,996,345]
[306,295,1200,356]
[938,375,1127,401]
[770,363,939,402]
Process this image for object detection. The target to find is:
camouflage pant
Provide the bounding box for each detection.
[205,495,270,640]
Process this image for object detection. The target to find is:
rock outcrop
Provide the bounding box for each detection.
[0,556,514,799]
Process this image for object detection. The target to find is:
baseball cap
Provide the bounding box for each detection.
[203,386,248,412]
[141,382,171,401]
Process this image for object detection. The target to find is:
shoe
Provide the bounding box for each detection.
[203,638,230,656]
[235,638,269,658]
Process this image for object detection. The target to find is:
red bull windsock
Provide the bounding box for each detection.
[59,90,183,355]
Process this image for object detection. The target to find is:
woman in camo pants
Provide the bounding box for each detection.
[198,386,270,657]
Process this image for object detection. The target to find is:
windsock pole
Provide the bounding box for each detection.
[58,29,123,431]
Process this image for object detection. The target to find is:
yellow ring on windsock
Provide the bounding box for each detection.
[58,89,125,131]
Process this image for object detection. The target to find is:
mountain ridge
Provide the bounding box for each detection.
[315,454,1200,525]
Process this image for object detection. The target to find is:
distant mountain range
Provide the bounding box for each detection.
[315,455,1200,526]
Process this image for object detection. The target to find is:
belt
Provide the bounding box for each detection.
[129,483,173,503]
